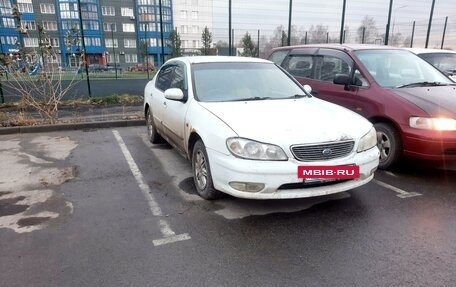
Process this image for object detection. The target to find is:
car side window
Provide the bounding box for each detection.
[155,65,174,91]
[283,55,313,78]
[268,50,288,65]
[316,55,352,83]
[352,68,369,87]
[170,65,186,91]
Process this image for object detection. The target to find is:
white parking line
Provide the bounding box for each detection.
[112,130,191,246]
[373,179,422,198]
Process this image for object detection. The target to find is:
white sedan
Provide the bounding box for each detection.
[144,56,379,200]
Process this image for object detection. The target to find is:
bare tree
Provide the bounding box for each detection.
[357,16,379,44]
[0,23,81,124]
[309,25,329,43]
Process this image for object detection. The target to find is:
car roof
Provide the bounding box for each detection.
[166,56,272,65]
[270,43,405,52]
[405,48,456,55]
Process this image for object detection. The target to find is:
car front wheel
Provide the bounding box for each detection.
[146,108,163,144]
[192,140,222,200]
[375,122,402,169]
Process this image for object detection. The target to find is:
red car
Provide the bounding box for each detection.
[127,63,154,72]
[268,44,456,169]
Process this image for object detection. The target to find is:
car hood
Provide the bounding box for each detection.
[392,86,456,117]
[198,98,372,146]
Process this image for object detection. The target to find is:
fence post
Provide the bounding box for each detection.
[410,21,415,48]
[228,0,232,56]
[257,29,260,57]
[287,0,292,46]
[362,26,366,43]
[339,0,346,44]
[425,0,436,48]
[441,16,448,49]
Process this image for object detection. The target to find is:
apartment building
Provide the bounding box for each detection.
[172,0,212,54]
[0,0,173,68]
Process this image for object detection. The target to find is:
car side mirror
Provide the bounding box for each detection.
[333,74,350,85]
[164,88,184,101]
[303,84,312,94]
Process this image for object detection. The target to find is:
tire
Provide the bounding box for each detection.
[146,108,163,144]
[192,140,223,200]
[374,122,402,169]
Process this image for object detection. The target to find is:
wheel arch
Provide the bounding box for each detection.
[188,132,202,161]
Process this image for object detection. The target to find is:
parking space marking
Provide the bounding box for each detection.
[112,130,190,246]
[373,179,422,198]
[139,134,202,202]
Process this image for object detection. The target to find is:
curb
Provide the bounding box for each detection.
[0,119,145,135]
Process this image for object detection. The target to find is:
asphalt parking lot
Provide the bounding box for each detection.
[1,126,456,287]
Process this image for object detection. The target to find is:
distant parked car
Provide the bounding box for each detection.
[144,56,379,200]
[406,48,456,81]
[128,63,154,72]
[268,44,456,169]
[88,64,107,72]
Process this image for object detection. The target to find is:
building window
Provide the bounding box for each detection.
[42,21,58,31]
[105,38,118,48]
[49,38,60,48]
[124,39,136,48]
[60,3,79,19]
[22,20,36,30]
[147,38,157,47]
[24,37,39,47]
[192,11,198,19]
[81,3,98,19]
[62,21,80,30]
[103,23,116,32]
[180,10,187,19]
[40,3,55,14]
[17,0,33,13]
[106,53,119,64]
[122,23,135,33]
[84,37,101,46]
[193,40,199,48]
[1,36,18,45]
[192,26,199,34]
[121,7,133,17]
[2,18,15,28]
[180,25,188,34]
[83,21,99,31]
[125,54,137,63]
[138,0,153,4]
[0,0,12,15]
[101,6,115,16]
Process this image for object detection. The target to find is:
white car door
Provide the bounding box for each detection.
[152,65,174,134]
[162,62,190,154]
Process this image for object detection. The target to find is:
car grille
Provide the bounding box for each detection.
[291,140,355,161]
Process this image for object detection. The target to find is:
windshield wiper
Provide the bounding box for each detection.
[397,81,449,88]
[235,96,272,101]
[287,94,311,99]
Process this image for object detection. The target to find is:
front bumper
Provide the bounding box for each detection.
[207,147,380,199]
[402,128,456,161]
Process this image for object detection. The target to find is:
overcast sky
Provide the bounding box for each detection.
[211,0,456,48]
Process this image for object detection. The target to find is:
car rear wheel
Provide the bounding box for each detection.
[192,140,223,200]
[146,108,163,144]
[375,122,402,169]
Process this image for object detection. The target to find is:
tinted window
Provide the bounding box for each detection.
[155,65,174,91]
[315,55,352,83]
[283,55,313,78]
[170,65,186,91]
[268,50,288,65]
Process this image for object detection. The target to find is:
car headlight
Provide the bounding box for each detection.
[409,117,456,131]
[357,127,377,152]
[226,138,288,161]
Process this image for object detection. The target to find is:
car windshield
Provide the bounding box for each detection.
[192,62,307,102]
[354,49,453,88]
[420,53,456,73]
